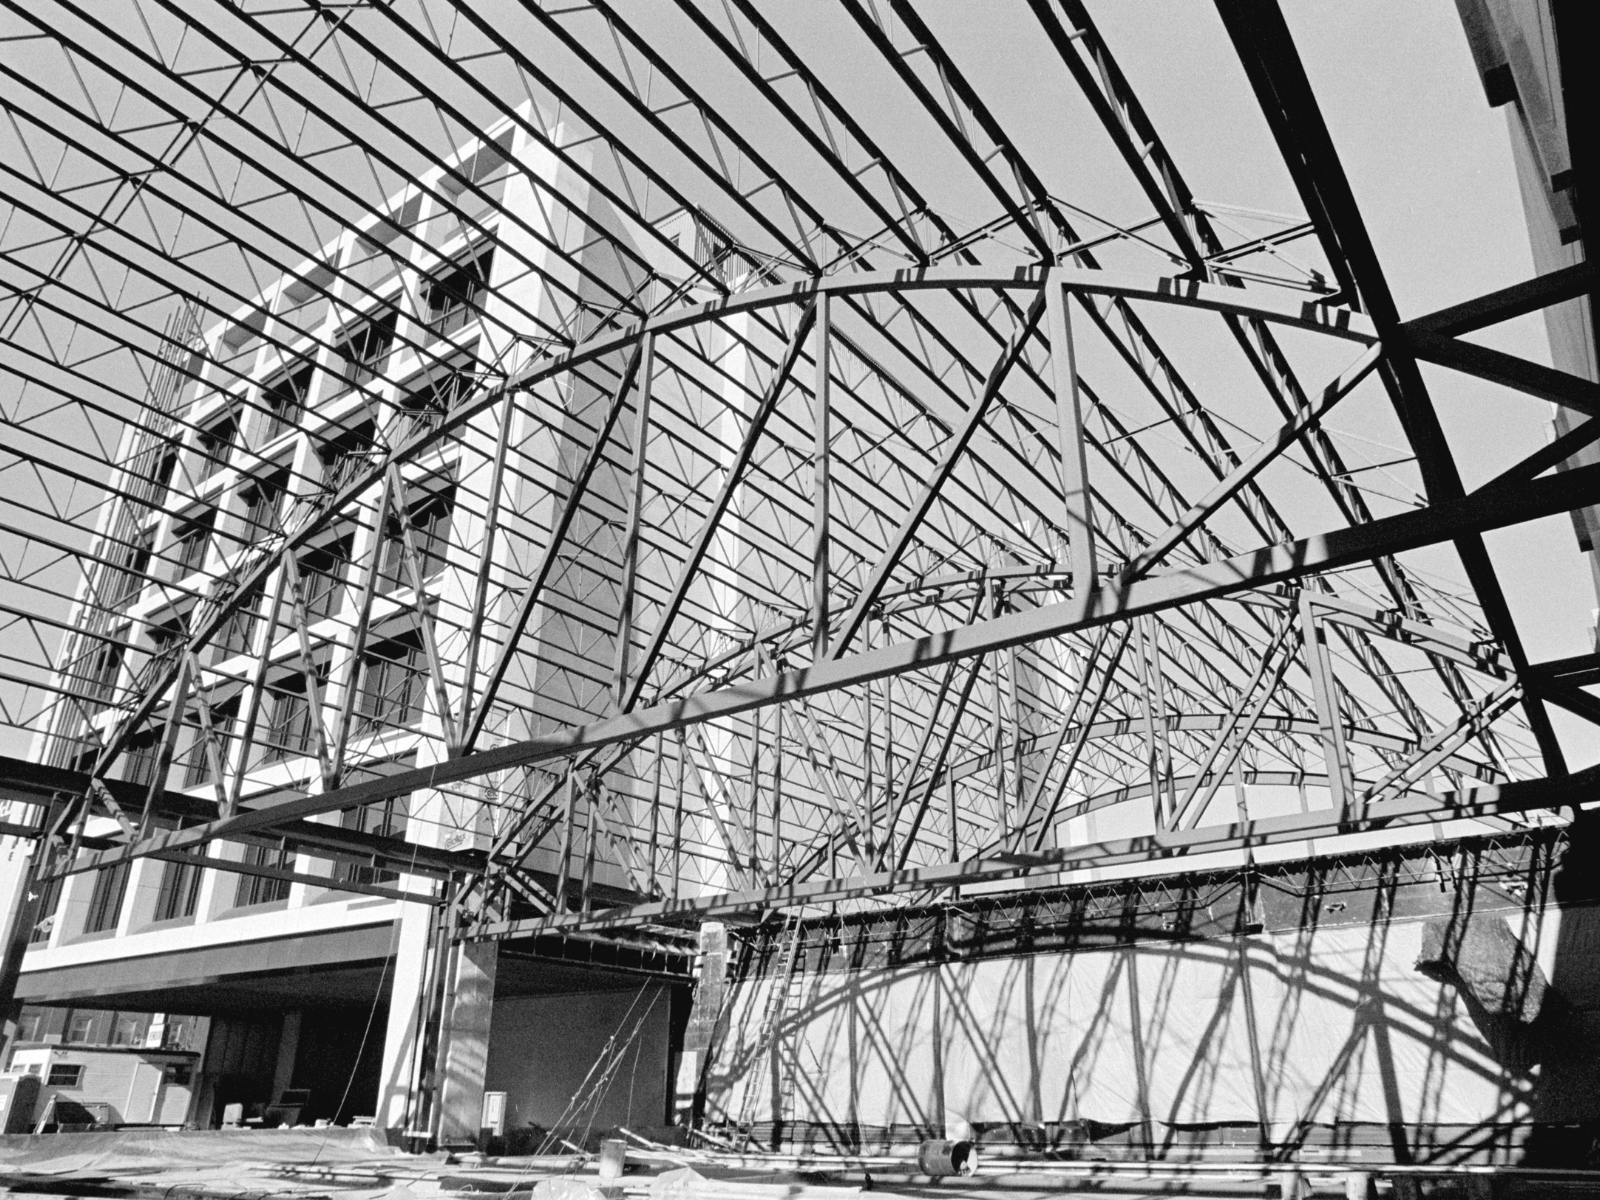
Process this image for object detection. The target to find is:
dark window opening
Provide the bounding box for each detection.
[120,726,161,790]
[29,874,63,945]
[338,794,410,886]
[197,413,238,476]
[298,532,353,624]
[83,861,130,934]
[78,633,127,706]
[357,631,426,731]
[241,466,290,539]
[47,1064,83,1088]
[395,362,474,441]
[172,509,215,578]
[234,842,293,907]
[260,362,313,443]
[179,696,238,789]
[316,419,377,492]
[259,657,330,763]
[379,478,455,591]
[151,446,180,504]
[111,530,154,606]
[153,851,205,923]
[335,310,397,390]
[216,581,266,659]
[423,249,494,337]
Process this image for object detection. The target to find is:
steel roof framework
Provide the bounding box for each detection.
[1,0,1597,967]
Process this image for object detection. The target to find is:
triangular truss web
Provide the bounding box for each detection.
[1,0,1595,953]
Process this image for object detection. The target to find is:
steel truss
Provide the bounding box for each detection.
[2,0,1598,1060]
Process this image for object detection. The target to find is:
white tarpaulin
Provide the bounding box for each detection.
[706,916,1534,1136]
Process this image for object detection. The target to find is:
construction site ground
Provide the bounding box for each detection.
[5,1129,1600,1200]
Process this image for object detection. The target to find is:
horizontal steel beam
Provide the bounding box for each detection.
[1406,328,1600,415]
[0,755,482,878]
[473,761,1595,937]
[1404,261,1598,339]
[63,454,1600,879]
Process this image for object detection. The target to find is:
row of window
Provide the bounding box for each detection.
[155,245,490,493]
[142,453,453,596]
[29,795,411,943]
[73,469,453,719]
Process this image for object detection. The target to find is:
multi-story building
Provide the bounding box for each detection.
[0,104,735,1136]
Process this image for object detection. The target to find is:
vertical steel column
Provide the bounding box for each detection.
[748,705,762,883]
[280,553,335,784]
[881,613,894,848]
[331,470,396,785]
[672,729,686,903]
[227,568,289,816]
[648,732,664,897]
[863,618,874,832]
[1046,275,1097,591]
[1145,619,1177,827]
[770,701,783,880]
[614,333,656,708]
[139,652,195,836]
[1134,619,1164,830]
[183,649,231,811]
[1300,591,1355,816]
[459,394,516,737]
[1006,627,1024,820]
[812,291,832,659]
[555,768,578,911]
[580,780,596,916]
[947,776,959,863]
[385,463,459,751]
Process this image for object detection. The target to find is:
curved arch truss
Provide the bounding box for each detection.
[3,0,1598,941]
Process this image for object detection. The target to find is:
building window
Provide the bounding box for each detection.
[111,1014,142,1046]
[153,852,205,923]
[315,419,377,492]
[47,1064,83,1088]
[335,310,397,390]
[149,445,180,507]
[234,842,293,908]
[338,794,409,886]
[65,1014,94,1044]
[14,1012,43,1042]
[423,248,493,337]
[197,412,238,477]
[171,509,215,578]
[394,361,474,442]
[29,874,63,945]
[121,726,162,790]
[180,697,238,789]
[215,581,266,660]
[260,362,313,443]
[111,530,154,606]
[83,862,130,934]
[162,1017,194,1051]
[298,532,352,624]
[163,1063,193,1086]
[356,631,427,731]
[259,657,329,763]
[77,632,127,706]
[378,474,455,591]
[240,466,290,539]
